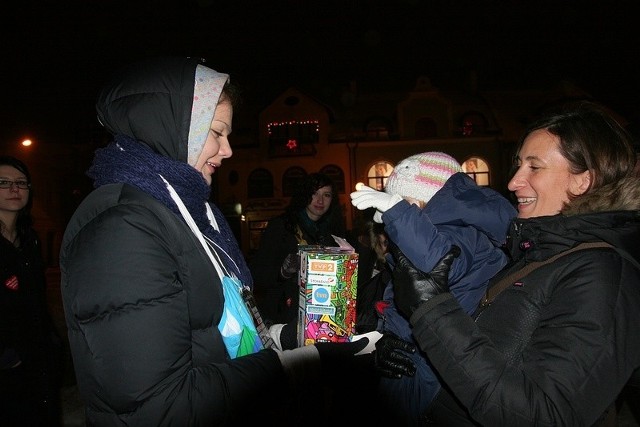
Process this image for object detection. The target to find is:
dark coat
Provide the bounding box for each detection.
[60,57,287,426]
[415,176,640,426]
[249,215,301,325]
[249,212,339,325]
[377,172,516,424]
[383,172,516,314]
[1,229,63,425]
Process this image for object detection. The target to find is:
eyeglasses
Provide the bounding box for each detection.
[0,180,31,190]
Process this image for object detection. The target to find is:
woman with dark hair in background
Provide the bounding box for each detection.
[0,155,64,426]
[250,172,346,348]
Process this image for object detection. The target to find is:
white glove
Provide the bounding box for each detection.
[269,324,286,351]
[350,185,403,223]
[351,330,383,355]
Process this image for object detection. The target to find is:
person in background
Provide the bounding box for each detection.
[351,215,390,334]
[0,155,64,426]
[351,151,517,425]
[59,57,414,426]
[391,100,640,426]
[249,172,346,348]
[364,219,390,279]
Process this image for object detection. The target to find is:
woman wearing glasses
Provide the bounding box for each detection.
[0,155,64,426]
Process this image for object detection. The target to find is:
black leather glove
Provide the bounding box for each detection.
[314,335,372,365]
[277,332,378,387]
[280,253,300,279]
[268,322,298,350]
[391,244,460,317]
[374,332,417,379]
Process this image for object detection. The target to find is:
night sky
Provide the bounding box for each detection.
[3,0,640,145]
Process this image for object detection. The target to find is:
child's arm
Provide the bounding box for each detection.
[384,200,470,286]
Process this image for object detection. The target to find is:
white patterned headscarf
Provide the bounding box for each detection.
[187,64,229,166]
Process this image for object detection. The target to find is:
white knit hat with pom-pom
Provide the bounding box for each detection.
[384,152,462,203]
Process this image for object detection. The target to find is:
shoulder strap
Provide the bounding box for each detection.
[161,175,228,280]
[480,242,613,308]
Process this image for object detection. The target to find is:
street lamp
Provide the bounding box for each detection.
[21,139,32,147]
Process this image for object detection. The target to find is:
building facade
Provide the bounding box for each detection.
[215,77,591,258]
[2,77,595,264]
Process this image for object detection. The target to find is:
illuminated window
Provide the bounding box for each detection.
[462,157,490,186]
[367,161,394,190]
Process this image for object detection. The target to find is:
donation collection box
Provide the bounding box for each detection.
[297,236,358,346]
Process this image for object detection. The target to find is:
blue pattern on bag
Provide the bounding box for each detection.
[218,276,263,358]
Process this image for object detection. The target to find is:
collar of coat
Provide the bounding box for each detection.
[507,176,640,263]
[562,176,640,216]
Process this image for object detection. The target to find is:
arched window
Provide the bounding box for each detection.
[320,164,346,194]
[366,161,394,191]
[415,117,437,138]
[462,157,490,186]
[247,168,274,198]
[282,167,307,197]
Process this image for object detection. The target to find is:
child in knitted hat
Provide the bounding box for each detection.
[385,151,463,205]
[351,152,517,425]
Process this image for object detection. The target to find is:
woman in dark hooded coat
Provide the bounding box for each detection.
[60,56,413,426]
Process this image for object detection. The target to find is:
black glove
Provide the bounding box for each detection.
[268,322,299,350]
[276,332,378,387]
[280,253,300,279]
[314,331,377,366]
[391,244,460,317]
[317,331,416,379]
[374,332,417,379]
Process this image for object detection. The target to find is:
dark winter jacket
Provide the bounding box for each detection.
[417,176,640,426]
[377,172,517,424]
[384,173,517,313]
[249,212,339,325]
[1,229,56,370]
[1,229,63,424]
[60,57,287,426]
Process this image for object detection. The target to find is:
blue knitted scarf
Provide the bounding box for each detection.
[87,135,252,286]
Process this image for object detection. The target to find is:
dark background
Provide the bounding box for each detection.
[3,0,640,145]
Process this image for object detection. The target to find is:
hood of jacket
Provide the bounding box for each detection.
[95,57,228,165]
[507,176,640,262]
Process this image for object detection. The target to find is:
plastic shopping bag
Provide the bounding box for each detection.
[218,276,263,358]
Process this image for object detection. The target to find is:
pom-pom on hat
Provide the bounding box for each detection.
[384,152,462,203]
